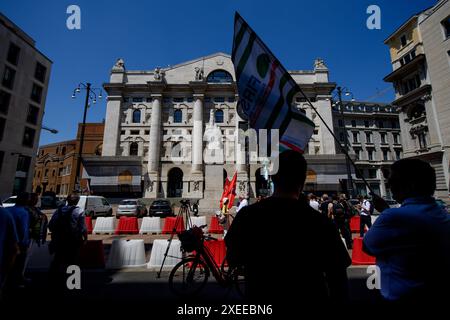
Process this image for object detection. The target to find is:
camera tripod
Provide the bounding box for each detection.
[157,200,193,278]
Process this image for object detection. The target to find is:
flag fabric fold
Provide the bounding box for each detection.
[232,12,315,153]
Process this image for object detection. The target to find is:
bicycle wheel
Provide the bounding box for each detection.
[169,257,210,296]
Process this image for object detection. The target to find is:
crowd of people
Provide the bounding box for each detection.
[0,192,87,300]
[305,193,375,249]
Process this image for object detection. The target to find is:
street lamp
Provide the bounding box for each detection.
[328,86,356,198]
[71,82,103,193]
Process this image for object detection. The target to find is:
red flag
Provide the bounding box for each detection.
[226,172,238,207]
[220,177,230,209]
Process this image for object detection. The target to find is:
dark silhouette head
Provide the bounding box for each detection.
[388,158,436,203]
[272,150,307,197]
[28,193,39,207]
[16,192,30,206]
[67,193,80,206]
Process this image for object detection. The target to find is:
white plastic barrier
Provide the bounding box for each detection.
[107,239,147,268]
[93,217,115,234]
[139,217,161,234]
[147,239,182,270]
[189,216,207,230]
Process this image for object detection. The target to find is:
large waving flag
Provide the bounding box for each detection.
[232,12,315,153]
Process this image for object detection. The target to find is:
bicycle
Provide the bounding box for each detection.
[168,225,245,297]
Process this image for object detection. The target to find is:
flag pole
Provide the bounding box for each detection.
[295,87,375,196]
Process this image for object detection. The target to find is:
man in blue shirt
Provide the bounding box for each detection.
[5,192,31,288]
[364,159,450,305]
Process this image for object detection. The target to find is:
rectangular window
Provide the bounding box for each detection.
[30,83,43,104]
[368,169,377,179]
[351,120,356,127]
[380,133,386,144]
[34,62,47,83]
[204,97,211,102]
[187,97,194,103]
[0,117,5,141]
[130,130,139,135]
[418,132,427,149]
[146,97,153,102]
[16,155,31,172]
[123,97,129,102]
[2,66,16,89]
[383,149,389,161]
[393,133,399,144]
[22,127,36,147]
[120,130,125,135]
[395,149,401,160]
[368,149,374,161]
[442,16,450,39]
[364,120,369,128]
[0,90,11,114]
[7,43,20,65]
[144,130,150,135]
[391,120,398,129]
[354,149,361,160]
[173,97,184,103]
[132,97,143,103]
[228,97,236,103]
[27,105,40,125]
[338,119,344,127]
[313,129,318,135]
[352,132,359,143]
[400,35,407,47]
[378,121,384,128]
[366,132,372,143]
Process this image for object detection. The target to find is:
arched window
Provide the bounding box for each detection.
[173,109,182,123]
[132,109,141,123]
[215,110,224,123]
[129,142,138,156]
[206,70,233,83]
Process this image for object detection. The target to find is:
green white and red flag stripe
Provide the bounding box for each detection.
[232,12,315,153]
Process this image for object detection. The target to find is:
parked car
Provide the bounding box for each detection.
[117,199,148,218]
[76,195,113,218]
[149,200,174,217]
[2,196,17,208]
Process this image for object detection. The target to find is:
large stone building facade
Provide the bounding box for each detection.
[332,101,403,198]
[384,0,450,201]
[83,53,350,210]
[0,13,52,200]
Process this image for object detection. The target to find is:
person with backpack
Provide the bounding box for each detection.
[335,195,353,249]
[27,193,48,247]
[48,193,87,287]
[359,195,373,237]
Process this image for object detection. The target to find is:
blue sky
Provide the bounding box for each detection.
[0,0,436,146]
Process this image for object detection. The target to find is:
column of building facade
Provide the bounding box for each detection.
[145,94,162,197]
[190,94,204,198]
[102,95,122,156]
[192,94,204,173]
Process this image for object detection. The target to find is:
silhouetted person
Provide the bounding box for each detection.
[5,192,31,288]
[364,159,450,306]
[330,195,353,249]
[48,193,87,289]
[359,195,372,237]
[0,207,19,298]
[320,194,331,218]
[225,150,351,310]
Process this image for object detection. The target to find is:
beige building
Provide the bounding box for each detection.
[0,12,52,200]
[332,101,403,198]
[384,0,450,201]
